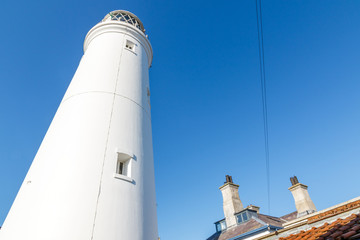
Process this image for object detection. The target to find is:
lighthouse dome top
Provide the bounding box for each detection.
[102,10,146,33]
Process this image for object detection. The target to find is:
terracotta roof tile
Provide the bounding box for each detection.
[339,225,351,231]
[342,230,357,238]
[349,233,360,240]
[351,225,360,231]
[329,230,343,238]
[278,213,360,240]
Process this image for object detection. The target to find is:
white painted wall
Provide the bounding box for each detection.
[0,11,157,240]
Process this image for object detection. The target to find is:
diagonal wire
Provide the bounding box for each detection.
[255,0,271,214]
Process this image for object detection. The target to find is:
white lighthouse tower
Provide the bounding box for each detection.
[0,10,158,240]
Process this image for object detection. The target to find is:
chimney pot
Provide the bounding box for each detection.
[225,175,233,183]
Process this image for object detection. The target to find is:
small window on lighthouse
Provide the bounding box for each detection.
[116,158,130,176]
[115,152,132,179]
[117,161,126,175]
[125,40,135,51]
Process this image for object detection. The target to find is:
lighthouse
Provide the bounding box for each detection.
[0,10,158,240]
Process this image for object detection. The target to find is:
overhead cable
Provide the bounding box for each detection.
[255,0,271,214]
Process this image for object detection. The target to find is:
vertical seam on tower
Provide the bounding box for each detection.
[90,33,125,240]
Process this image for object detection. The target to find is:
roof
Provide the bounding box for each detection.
[208,195,360,240]
[258,214,287,227]
[207,214,284,240]
[279,213,360,240]
[212,219,263,240]
[280,211,298,222]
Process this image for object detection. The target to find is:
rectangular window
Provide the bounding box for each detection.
[125,40,135,51]
[114,152,133,182]
[242,212,248,221]
[237,214,243,223]
[220,221,226,230]
[116,157,130,177]
[117,161,124,175]
[236,211,250,224]
[216,223,221,232]
[215,221,227,232]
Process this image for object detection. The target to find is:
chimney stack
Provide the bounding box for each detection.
[289,176,316,217]
[219,175,244,228]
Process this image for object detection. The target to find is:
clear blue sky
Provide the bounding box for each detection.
[1,1,360,239]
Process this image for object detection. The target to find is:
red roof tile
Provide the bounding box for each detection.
[279,213,360,240]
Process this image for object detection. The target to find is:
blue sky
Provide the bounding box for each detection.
[1,1,360,239]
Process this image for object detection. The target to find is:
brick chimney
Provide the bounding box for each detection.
[219,175,244,228]
[289,176,316,217]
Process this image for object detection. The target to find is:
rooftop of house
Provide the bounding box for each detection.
[258,197,360,240]
[207,175,360,240]
[207,208,297,240]
[279,213,360,240]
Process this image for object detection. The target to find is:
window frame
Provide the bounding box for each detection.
[125,40,136,53]
[215,220,227,232]
[113,151,134,183]
[236,211,250,224]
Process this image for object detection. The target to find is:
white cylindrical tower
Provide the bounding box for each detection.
[0,10,157,240]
